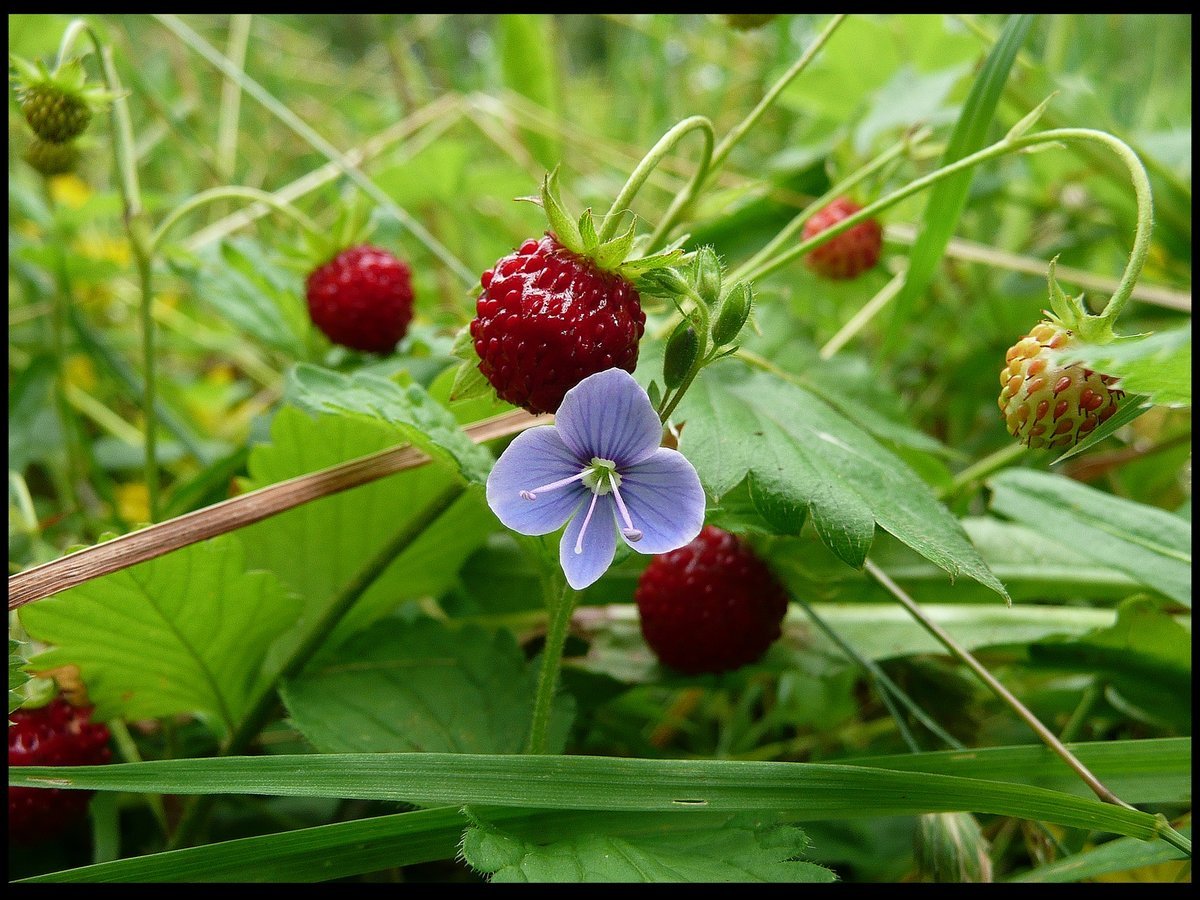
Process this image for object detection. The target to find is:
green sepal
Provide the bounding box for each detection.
[592,217,637,271]
[636,266,691,299]
[694,246,722,306]
[1045,258,1115,345]
[1005,92,1058,143]
[618,247,687,279]
[663,322,700,390]
[541,167,583,252]
[10,55,116,108]
[577,209,599,254]
[646,380,662,410]
[448,326,496,403]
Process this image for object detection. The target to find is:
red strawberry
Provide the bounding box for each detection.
[9,698,111,845]
[305,245,414,354]
[802,197,883,280]
[634,525,789,674]
[470,234,646,414]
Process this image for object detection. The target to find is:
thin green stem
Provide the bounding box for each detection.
[865,560,1132,810]
[818,268,908,360]
[1157,819,1192,857]
[153,13,476,286]
[106,718,168,836]
[150,186,321,255]
[942,442,1027,500]
[733,127,928,283]
[134,243,159,522]
[525,580,576,755]
[54,18,91,72]
[169,481,467,848]
[741,129,1153,333]
[1059,679,1104,744]
[598,116,714,244]
[792,594,964,752]
[215,14,252,182]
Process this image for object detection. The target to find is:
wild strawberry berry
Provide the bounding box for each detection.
[634,525,789,674]
[305,245,414,354]
[9,698,111,845]
[470,234,646,414]
[19,82,92,144]
[802,197,883,280]
[23,138,80,177]
[998,320,1123,449]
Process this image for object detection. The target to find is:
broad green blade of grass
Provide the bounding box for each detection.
[10,749,1172,841]
[1006,826,1191,883]
[880,13,1035,357]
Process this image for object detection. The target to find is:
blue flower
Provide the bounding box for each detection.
[486,368,706,590]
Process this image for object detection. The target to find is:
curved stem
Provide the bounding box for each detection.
[525,579,575,755]
[742,129,1153,336]
[54,18,92,72]
[150,186,321,255]
[942,442,1027,500]
[598,116,714,244]
[732,128,930,283]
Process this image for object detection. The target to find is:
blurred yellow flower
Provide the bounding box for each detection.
[114,482,151,525]
[49,174,92,210]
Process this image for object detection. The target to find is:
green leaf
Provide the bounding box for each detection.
[9,639,29,717]
[240,408,495,663]
[177,238,309,357]
[677,364,1008,599]
[282,618,570,754]
[881,14,1035,355]
[1058,327,1191,408]
[1051,393,1153,465]
[284,363,493,484]
[18,535,294,737]
[9,748,1168,841]
[1029,598,1191,729]
[1007,827,1190,883]
[988,468,1191,606]
[463,815,836,883]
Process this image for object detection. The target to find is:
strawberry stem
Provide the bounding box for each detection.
[149,187,322,255]
[525,578,575,755]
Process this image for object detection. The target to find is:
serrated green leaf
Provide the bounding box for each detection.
[282,618,570,754]
[176,238,309,357]
[240,409,495,664]
[1057,327,1190,408]
[18,536,294,736]
[9,639,29,717]
[463,815,836,883]
[284,363,493,484]
[988,468,1191,606]
[677,365,1008,599]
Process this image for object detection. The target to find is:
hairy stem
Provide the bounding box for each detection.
[525,580,576,755]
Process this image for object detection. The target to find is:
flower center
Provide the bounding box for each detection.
[519,456,642,547]
[580,458,620,495]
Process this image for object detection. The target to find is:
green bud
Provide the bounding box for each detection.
[646,380,662,410]
[695,247,722,306]
[712,282,753,346]
[914,813,993,883]
[663,323,700,390]
[640,267,691,298]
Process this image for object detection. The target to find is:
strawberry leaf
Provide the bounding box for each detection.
[675,363,1009,601]
[462,814,836,883]
[19,536,294,736]
[281,618,571,754]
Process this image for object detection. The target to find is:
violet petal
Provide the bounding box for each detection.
[616,448,706,553]
[486,426,587,535]
[560,493,617,590]
[555,369,662,467]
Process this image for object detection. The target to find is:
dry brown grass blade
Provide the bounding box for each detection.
[8,409,543,610]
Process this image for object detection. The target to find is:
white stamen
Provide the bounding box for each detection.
[609,473,642,542]
[520,470,587,501]
[574,491,601,554]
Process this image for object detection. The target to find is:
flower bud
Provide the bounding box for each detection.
[695,247,722,306]
[914,812,993,883]
[663,323,700,390]
[712,282,753,346]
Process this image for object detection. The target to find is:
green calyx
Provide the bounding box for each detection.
[1044,257,1116,345]
[10,55,114,143]
[535,167,684,279]
[293,196,375,271]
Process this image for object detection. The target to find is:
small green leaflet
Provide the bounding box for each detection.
[18,535,294,736]
[676,364,1009,601]
[988,468,1191,606]
[1057,326,1191,408]
[462,815,836,883]
[9,639,29,717]
[284,363,493,484]
[447,325,496,403]
[282,618,571,754]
